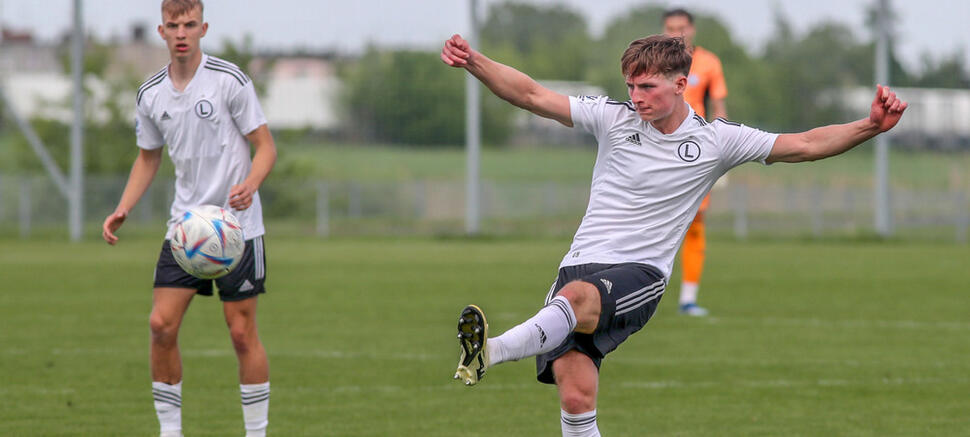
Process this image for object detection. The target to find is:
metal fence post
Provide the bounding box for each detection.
[348,182,361,218]
[0,173,5,222]
[19,176,31,238]
[414,180,426,219]
[956,191,968,244]
[316,181,330,237]
[811,185,823,238]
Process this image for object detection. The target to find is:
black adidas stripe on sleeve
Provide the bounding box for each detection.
[605,100,635,112]
[713,117,741,127]
[204,63,248,86]
[136,69,168,104]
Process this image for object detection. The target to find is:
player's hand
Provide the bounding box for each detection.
[229,181,257,211]
[441,34,472,68]
[102,208,128,245]
[870,85,908,133]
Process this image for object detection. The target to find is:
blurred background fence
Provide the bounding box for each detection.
[2,169,967,241]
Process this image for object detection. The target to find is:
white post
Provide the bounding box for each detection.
[956,191,968,244]
[316,181,330,237]
[874,0,892,236]
[811,185,823,238]
[465,0,481,235]
[69,0,84,241]
[19,177,31,238]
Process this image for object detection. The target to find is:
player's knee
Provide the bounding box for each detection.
[149,312,178,343]
[228,324,257,353]
[559,384,596,414]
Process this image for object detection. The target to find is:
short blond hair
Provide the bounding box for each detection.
[620,35,692,78]
[161,0,203,18]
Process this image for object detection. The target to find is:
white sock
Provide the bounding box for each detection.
[241,382,270,437]
[152,381,182,434]
[561,409,600,437]
[487,295,577,366]
[679,281,699,305]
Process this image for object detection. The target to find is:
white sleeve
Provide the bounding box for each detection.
[228,81,268,135]
[714,119,779,169]
[135,102,164,150]
[569,95,610,140]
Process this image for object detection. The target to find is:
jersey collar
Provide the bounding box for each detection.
[166,53,208,94]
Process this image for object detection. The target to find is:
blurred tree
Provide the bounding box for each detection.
[480,1,592,81]
[5,36,140,175]
[339,47,512,146]
[587,4,666,99]
[758,9,887,131]
[861,1,915,87]
[912,51,970,88]
[213,35,272,96]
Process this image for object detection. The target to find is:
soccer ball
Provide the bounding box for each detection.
[170,205,245,279]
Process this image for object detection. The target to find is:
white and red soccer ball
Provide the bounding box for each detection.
[170,205,245,279]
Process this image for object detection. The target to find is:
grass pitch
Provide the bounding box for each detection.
[1,235,967,436]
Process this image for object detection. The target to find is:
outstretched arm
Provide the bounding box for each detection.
[767,85,907,164]
[441,34,572,127]
[102,147,163,245]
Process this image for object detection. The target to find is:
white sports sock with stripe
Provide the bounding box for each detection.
[241,382,270,437]
[561,409,600,437]
[487,295,577,366]
[152,381,182,435]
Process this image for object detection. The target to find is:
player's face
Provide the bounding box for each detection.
[158,6,207,62]
[663,16,695,47]
[626,72,686,122]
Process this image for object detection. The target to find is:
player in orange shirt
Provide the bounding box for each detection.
[663,8,728,316]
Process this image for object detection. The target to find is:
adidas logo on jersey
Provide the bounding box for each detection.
[624,133,641,146]
[161,111,171,121]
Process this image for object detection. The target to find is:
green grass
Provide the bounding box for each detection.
[1,236,968,436]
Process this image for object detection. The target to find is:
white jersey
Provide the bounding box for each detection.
[562,95,778,279]
[135,54,268,241]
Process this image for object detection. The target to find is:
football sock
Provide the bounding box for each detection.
[561,409,600,437]
[152,381,182,435]
[679,281,699,305]
[487,295,577,366]
[241,382,270,437]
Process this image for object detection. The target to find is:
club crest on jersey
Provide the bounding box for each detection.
[195,99,214,119]
[677,141,700,162]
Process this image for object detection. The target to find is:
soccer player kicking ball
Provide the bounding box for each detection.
[442,33,906,436]
[101,1,276,436]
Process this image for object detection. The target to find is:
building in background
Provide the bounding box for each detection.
[842,87,970,151]
[252,55,340,131]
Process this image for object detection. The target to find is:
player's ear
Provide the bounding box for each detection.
[200,22,208,38]
[674,74,687,95]
[157,24,165,39]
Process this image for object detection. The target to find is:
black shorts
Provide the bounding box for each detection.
[153,236,267,302]
[536,262,665,384]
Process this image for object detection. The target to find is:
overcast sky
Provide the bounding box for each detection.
[2,0,967,72]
